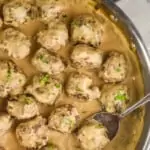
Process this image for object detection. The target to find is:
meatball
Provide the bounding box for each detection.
[3,1,37,27]
[71,44,103,69]
[0,60,27,98]
[66,73,101,101]
[32,48,65,75]
[99,84,129,113]
[100,52,127,83]
[0,113,13,136]
[36,0,67,22]
[48,105,79,133]
[77,121,110,150]
[0,28,31,59]
[16,116,49,149]
[7,94,39,120]
[71,14,102,47]
[37,21,68,53]
[26,73,62,105]
[41,143,58,150]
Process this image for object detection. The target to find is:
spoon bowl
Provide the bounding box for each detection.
[93,112,119,140]
[93,93,150,140]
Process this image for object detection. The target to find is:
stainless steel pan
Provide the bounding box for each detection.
[101,0,150,149]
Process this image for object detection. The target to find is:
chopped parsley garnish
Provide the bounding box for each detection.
[55,83,61,88]
[24,97,33,104]
[46,144,57,150]
[88,0,96,7]
[95,124,103,128]
[21,96,33,104]
[115,91,127,101]
[76,86,82,92]
[72,19,83,27]
[40,74,50,85]
[62,117,74,127]
[7,69,12,80]
[39,55,49,64]
[115,68,121,72]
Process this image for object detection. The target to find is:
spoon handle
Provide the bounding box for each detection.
[120,93,150,118]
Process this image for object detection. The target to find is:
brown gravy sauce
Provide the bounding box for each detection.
[0,0,144,150]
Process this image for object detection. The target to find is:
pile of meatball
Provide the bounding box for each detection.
[0,0,129,150]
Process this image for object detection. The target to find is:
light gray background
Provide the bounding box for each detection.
[116,0,150,52]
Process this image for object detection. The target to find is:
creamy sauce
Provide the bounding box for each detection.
[0,0,144,150]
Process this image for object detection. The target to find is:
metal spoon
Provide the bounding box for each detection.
[92,93,150,140]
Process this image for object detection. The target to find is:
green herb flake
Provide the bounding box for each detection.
[7,69,12,80]
[38,55,49,64]
[72,19,83,27]
[76,86,82,92]
[62,117,74,127]
[40,74,50,85]
[88,0,96,8]
[55,83,61,88]
[95,124,103,128]
[25,98,33,104]
[115,91,127,101]
[115,68,121,72]
[46,144,56,150]
[21,96,33,104]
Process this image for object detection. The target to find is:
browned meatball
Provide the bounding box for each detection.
[32,48,65,75]
[0,60,27,98]
[71,44,103,69]
[16,116,49,149]
[100,52,127,83]
[0,28,31,59]
[37,21,68,53]
[36,0,67,22]
[26,73,62,105]
[99,84,129,113]
[3,1,37,27]
[71,14,103,47]
[66,73,101,101]
[7,94,39,120]
[48,105,79,133]
[77,121,110,150]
